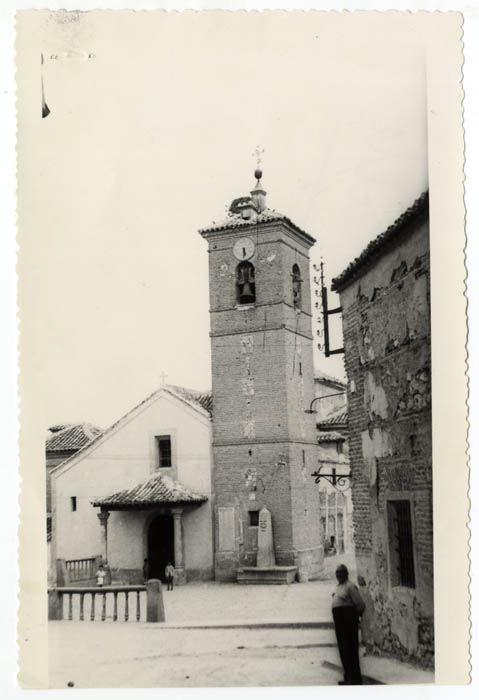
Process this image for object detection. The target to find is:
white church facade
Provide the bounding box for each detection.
[50,385,214,584]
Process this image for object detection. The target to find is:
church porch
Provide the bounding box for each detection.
[92,473,209,586]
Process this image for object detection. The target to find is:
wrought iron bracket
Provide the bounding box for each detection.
[320,261,344,357]
[311,467,352,491]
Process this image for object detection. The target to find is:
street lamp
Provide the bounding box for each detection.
[306,390,352,490]
[304,391,346,414]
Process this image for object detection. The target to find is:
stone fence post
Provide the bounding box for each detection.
[146,579,165,623]
[56,558,68,587]
[48,589,63,620]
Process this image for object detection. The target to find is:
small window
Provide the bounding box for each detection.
[236,261,256,305]
[292,264,302,309]
[248,511,259,527]
[387,500,416,588]
[336,441,343,454]
[156,435,172,468]
[70,496,77,512]
[409,434,418,456]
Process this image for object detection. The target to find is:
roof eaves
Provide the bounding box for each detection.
[331,191,429,293]
[199,211,316,245]
[50,385,212,479]
[165,386,213,419]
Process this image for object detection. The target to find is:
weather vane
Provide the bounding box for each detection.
[253,145,264,170]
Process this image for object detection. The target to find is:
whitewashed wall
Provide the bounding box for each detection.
[52,390,213,578]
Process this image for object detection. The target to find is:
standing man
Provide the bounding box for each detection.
[331,564,365,685]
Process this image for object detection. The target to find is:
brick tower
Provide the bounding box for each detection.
[199,170,323,581]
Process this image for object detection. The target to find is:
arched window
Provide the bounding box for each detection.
[292,264,302,309]
[236,261,256,305]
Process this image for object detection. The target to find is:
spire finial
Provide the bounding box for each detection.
[253,145,264,181]
[250,147,267,212]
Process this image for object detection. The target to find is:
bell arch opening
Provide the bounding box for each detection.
[236,261,256,305]
[292,263,302,309]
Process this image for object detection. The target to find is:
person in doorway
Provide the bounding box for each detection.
[331,564,365,685]
[96,564,106,587]
[165,562,175,591]
[142,558,150,582]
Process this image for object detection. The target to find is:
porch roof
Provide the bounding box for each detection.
[92,473,208,511]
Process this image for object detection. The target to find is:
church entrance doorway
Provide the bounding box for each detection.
[147,514,174,581]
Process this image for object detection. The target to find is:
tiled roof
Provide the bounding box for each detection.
[332,191,429,292]
[199,207,315,244]
[166,385,213,417]
[317,430,346,443]
[46,423,103,453]
[317,454,350,466]
[314,371,347,388]
[49,384,213,476]
[317,409,348,429]
[92,473,208,509]
[49,423,73,433]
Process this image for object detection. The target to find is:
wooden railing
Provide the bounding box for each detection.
[48,580,165,623]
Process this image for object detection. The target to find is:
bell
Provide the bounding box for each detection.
[239,282,255,304]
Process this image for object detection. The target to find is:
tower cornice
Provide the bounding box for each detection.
[199,214,316,248]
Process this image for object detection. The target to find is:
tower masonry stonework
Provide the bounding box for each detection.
[200,172,323,581]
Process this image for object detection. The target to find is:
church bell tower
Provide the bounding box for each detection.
[199,169,323,581]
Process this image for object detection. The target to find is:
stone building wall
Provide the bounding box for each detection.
[334,203,433,668]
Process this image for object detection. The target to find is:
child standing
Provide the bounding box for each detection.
[165,562,175,591]
[96,564,106,587]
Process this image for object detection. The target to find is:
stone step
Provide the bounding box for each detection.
[237,566,297,584]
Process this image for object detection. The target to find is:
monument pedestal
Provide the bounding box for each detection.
[236,507,299,584]
[237,565,297,585]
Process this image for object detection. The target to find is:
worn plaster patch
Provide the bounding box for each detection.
[243,419,255,439]
[240,335,254,353]
[361,427,393,476]
[364,371,388,420]
[241,377,255,396]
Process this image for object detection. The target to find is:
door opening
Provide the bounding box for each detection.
[147,514,175,582]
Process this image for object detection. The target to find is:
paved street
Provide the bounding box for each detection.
[49,580,434,687]
[49,624,341,688]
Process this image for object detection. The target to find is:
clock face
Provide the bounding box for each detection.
[233,237,255,261]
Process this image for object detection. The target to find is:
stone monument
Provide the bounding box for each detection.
[237,506,297,584]
[257,506,275,567]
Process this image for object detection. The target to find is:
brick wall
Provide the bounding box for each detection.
[337,217,434,667]
[201,219,322,581]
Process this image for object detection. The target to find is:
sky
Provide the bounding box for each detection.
[17,10,428,429]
